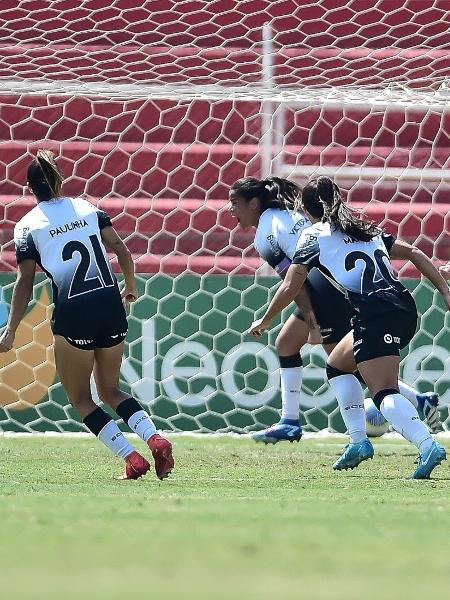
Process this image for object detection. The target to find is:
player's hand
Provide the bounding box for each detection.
[308,325,323,344]
[248,318,270,337]
[305,310,322,344]
[121,285,139,304]
[439,264,450,280]
[0,328,15,352]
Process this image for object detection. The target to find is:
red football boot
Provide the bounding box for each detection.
[147,434,174,480]
[118,451,150,480]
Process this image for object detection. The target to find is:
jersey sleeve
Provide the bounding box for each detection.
[292,231,321,270]
[381,232,396,254]
[97,210,112,230]
[14,224,40,263]
[255,215,291,275]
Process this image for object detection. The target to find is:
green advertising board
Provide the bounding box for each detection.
[0,273,448,433]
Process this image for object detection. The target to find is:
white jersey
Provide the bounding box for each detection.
[13,197,125,341]
[254,208,311,274]
[14,196,116,302]
[293,221,414,318]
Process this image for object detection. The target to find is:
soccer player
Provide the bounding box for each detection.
[230,177,440,444]
[248,176,450,479]
[0,150,174,481]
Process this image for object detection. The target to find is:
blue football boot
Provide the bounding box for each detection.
[333,438,374,471]
[252,418,302,444]
[410,441,446,480]
[416,392,441,432]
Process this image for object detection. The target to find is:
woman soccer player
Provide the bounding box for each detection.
[248,176,450,479]
[230,177,440,444]
[0,150,174,481]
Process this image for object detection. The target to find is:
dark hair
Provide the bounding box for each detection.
[27,149,63,201]
[301,176,381,242]
[230,176,301,212]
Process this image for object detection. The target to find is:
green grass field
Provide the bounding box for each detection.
[1,435,450,600]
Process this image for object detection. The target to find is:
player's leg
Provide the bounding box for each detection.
[355,312,445,479]
[326,332,374,470]
[94,343,174,480]
[53,335,144,478]
[252,311,307,444]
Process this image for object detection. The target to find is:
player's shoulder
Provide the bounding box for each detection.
[70,196,99,215]
[299,221,328,241]
[14,204,45,236]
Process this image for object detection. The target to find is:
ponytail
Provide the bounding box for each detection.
[27,149,63,201]
[301,176,380,242]
[230,176,301,212]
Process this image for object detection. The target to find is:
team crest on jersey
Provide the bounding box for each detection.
[49,219,88,238]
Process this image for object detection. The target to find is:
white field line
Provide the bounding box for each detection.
[1,430,450,440]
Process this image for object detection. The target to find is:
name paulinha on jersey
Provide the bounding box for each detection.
[49,219,88,238]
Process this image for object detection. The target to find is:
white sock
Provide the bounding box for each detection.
[128,410,157,442]
[398,381,419,408]
[329,374,367,443]
[380,393,433,452]
[280,366,302,420]
[98,420,136,459]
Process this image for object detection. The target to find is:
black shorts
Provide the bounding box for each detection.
[294,268,354,344]
[52,288,128,351]
[353,308,417,364]
[63,329,127,351]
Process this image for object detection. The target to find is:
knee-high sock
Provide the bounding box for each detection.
[116,397,157,442]
[328,373,366,443]
[397,381,419,408]
[279,354,303,421]
[378,392,433,452]
[84,407,135,459]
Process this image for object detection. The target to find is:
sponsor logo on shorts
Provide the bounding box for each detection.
[68,337,94,346]
[384,334,400,344]
[354,339,362,347]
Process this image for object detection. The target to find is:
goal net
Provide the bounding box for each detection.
[0,0,449,433]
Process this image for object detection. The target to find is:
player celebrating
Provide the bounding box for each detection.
[230,177,440,444]
[0,150,174,481]
[249,176,450,479]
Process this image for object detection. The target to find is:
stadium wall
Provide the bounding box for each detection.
[0,274,448,433]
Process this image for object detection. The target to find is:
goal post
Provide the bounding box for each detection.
[0,1,449,433]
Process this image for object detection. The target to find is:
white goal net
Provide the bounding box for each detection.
[0,0,449,433]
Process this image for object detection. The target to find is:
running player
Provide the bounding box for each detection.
[230,177,440,444]
[248,176,450,479]
[0,150,174,481]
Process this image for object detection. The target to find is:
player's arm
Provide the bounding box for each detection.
[439,262,450,280]
[100,224,138,303]
[248,263,308,336]
[249,230,320,336]
[389,239,450,309]
[279,270,321,343]
[0,259,36,352]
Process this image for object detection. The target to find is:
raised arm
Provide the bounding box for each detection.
[100,225,138,303]
[0,259,36,351]
[389,239,450,309]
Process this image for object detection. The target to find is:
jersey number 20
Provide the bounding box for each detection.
[345,249,399,295]
[62,234,114,298]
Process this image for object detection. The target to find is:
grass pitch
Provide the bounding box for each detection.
[1,435,450,600]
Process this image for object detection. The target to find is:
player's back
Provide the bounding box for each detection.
[14,196,123,339]
[294,222,415,318]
